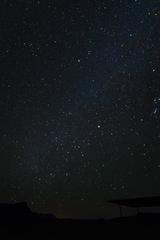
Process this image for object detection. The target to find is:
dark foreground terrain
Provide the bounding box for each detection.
[0,202,160,238]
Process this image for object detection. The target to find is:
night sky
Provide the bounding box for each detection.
[0,0,160,218]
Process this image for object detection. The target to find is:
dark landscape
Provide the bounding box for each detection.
[1,198,160,238]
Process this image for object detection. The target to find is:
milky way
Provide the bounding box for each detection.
[0,0,160,218]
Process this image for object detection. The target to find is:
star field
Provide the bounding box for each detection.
[0,0,160,218]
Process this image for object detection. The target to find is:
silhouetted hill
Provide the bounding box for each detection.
[0,202,30,216]
[0,202,160,238]
[0,202,57,237]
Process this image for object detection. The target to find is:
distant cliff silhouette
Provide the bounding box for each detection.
[0,202,56,221]
[0,202,57,237]
[0,200,160,237]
